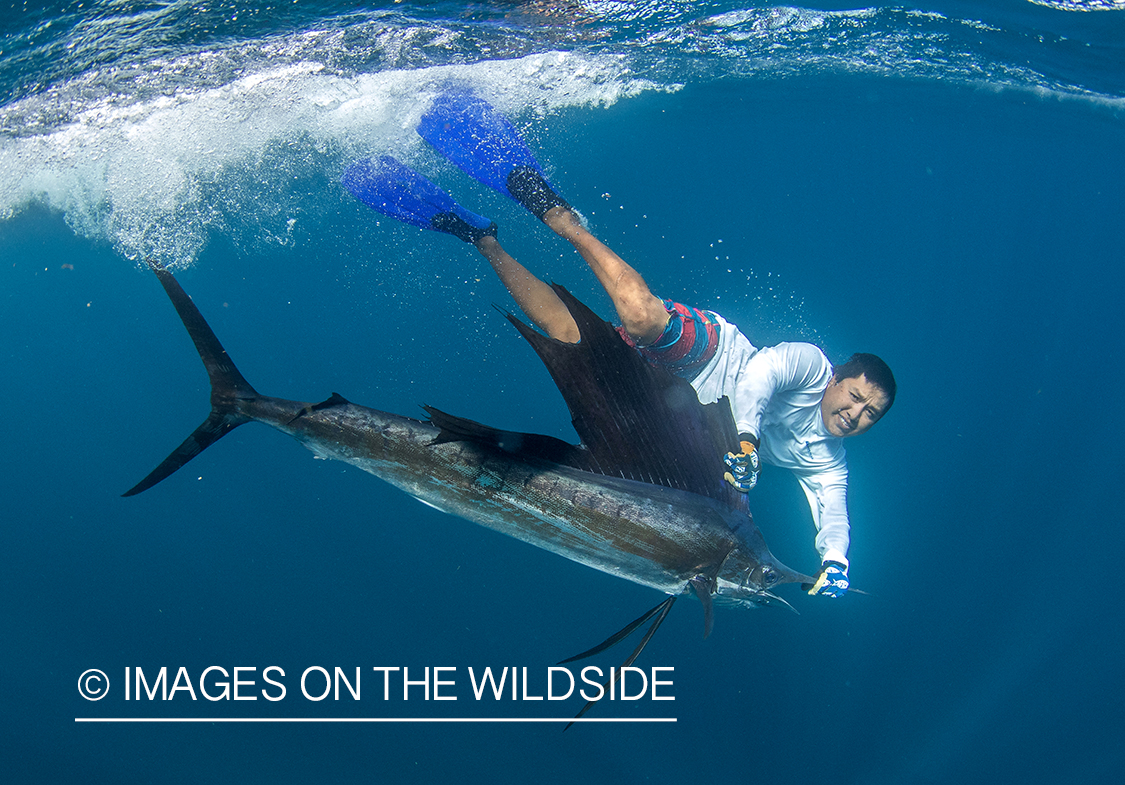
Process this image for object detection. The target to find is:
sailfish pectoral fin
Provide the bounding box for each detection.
[562,595,677,732]
[690,575,715,640]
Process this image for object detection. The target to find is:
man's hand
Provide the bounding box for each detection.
[807,561,849,598]
[723,440,760,492]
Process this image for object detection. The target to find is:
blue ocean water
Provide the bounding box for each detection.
[3,1,1124,782]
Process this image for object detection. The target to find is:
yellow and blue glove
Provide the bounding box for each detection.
[723,439,760,492]
[807,561,849,598]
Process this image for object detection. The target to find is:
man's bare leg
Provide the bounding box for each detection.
[474,235,580,343]
[542,206,670,344]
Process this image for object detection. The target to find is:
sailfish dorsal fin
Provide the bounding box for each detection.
[425,286,746,510]
[504,285,745,510]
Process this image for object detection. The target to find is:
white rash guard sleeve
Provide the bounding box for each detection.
[687,320,852,566]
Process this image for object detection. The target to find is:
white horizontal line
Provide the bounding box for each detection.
[75,717,676,723]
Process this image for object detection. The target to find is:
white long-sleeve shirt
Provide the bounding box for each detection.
[689,313,850,567]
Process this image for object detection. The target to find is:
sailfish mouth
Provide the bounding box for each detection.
[714,587,797,611]
[754,589,799,613]
[714,560,809,611]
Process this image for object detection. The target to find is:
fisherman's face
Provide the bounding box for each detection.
[820,373,888,438]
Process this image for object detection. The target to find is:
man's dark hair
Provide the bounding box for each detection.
[833,353,896,412]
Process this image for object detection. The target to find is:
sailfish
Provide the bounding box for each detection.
[125,263,818,718]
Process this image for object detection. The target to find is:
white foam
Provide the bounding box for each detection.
[4,3,1121,270]
[0,50,669,268]
[1027,0,1125,9]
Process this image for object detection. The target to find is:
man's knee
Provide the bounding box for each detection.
[617,291,670,344]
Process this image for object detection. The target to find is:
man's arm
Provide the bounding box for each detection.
[796,466,852,598]
[731,342,834,441]
[796,467,850,566]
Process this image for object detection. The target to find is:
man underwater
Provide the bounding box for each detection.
[344,92,896,599]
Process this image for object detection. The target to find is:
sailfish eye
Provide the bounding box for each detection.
[761,566,778,586]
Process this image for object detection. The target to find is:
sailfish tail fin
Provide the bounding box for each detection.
[122,262,259,497]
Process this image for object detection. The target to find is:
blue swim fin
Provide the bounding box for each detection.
[417,91,570,220]
[342,155,497,244]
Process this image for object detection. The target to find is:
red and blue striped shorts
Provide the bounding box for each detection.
[617,300,720,379]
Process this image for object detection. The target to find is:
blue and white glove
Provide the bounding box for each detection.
[807,561,849,598]
[723,440,760,492]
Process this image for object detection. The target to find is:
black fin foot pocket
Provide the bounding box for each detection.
[430,212,498,244]
[506,166,570,220]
